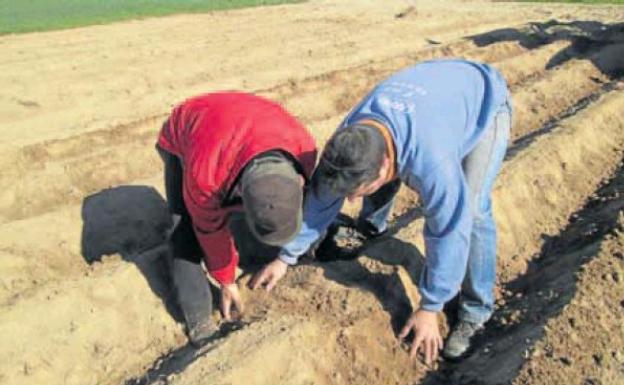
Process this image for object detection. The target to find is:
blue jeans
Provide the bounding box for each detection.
[359,104,511,324]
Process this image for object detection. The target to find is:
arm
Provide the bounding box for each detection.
[193,223,239,285]
[278,181,345,264]
[192,206,245,320]
[250,181,344,291]
[400,157,473,364]
[415,157,473,312]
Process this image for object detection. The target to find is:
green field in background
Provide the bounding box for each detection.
[512,0,624,4]
[0,0,302,34]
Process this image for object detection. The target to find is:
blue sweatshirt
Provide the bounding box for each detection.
[279,59,510,311]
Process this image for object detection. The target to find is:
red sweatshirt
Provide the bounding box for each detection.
[158,92,317,285]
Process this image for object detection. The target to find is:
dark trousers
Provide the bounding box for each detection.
[157,145,214,332]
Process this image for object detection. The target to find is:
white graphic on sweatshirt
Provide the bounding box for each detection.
[384,81,428,97]
[376,81,427,113]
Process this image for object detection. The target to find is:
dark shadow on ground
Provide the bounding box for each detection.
[475,21,624,163]
[469,20,624,78]
[313,212,426,335]
[419,159,624,385]
[321,236,425,335]
[81,185,182,321]
[120,212,281,385]
[80,186,280,327]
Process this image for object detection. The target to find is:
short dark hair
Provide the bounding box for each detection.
[314,124,387,196]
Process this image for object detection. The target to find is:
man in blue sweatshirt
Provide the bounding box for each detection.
[251,59,512,364]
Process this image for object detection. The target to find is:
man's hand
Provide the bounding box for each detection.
[398,309,443,365]
[249,258,288,292]
[220,283,244,321]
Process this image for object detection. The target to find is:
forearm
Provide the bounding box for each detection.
[279,185,344,264]
[195,226,239,285]
[418,228,470,311]
[278,223,324,264]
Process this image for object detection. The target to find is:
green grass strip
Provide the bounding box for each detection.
[0,0,303,35]
[509,0,624,4]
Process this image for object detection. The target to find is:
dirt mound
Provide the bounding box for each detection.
[513,210,624,385]
[1,1,624,385]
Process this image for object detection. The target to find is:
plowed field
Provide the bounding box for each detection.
[1,1,623,385]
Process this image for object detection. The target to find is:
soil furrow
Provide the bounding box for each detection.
[0,37,586,304]
[4,29,540,167]
[129,90,624,385]
[0,36,621,308]
[388,90,624,284]
[0,247,183,385]
[512,231,624,385]
[512,61,608,142]
[2,6,624,385]
[507,78,622,160]
[0,6,533,149]
[0,37,592,224]
[422,154,624,385]
[0,180,170,306]
[4,87,622,385]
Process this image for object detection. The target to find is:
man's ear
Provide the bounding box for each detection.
[383,155,391,168]
[299,175,305,187]
[380,155,391,177]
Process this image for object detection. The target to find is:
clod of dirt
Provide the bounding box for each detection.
[395,6,417,19]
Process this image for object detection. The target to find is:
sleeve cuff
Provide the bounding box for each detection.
[207,263,235,285]
[278,252,299,266]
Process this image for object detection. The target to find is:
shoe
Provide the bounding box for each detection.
[187,319,217,348]
[315,224,366,261]
[311,215,387,261]
[443,320,483,360]
[354,219,388,239]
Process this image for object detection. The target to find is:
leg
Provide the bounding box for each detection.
[157,145,215,345]
[157,144,186,216]
[459,106,511,325]
[157,144,202,260]
[443,104,511,360]
[166,256,215,345]
[357,178,402,236]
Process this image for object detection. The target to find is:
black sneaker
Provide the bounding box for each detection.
[309,215,388,261]
[354,218,388,239]
[443,320,483,360]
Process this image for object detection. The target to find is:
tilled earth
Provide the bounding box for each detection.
[1,1,623,385]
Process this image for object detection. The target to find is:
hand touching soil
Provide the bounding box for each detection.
[220,283,244,321]
[399,309,443,366]
[249,258,288,292]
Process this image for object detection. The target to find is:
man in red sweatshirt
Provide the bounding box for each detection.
[156,92,316,346]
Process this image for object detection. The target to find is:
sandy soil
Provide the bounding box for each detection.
[1,1,623,385]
